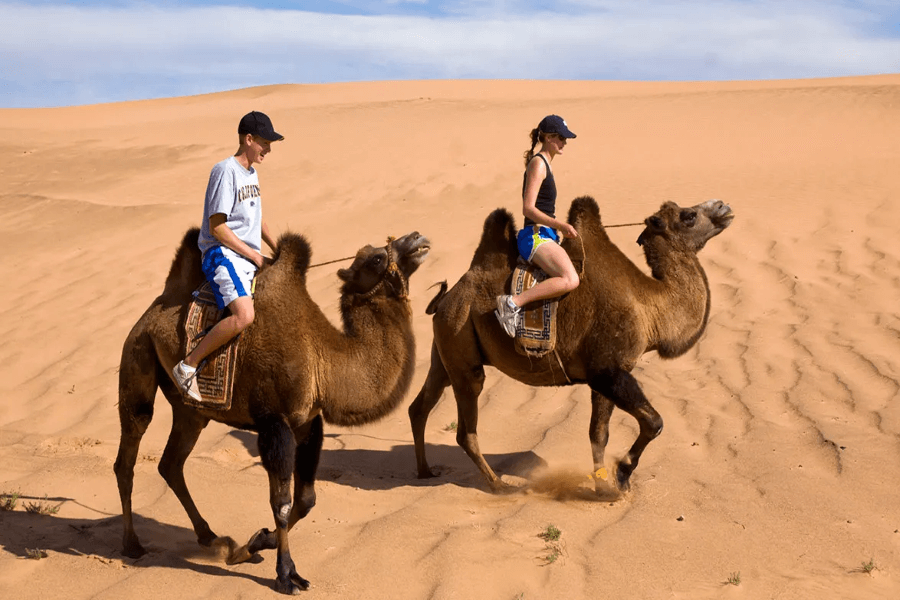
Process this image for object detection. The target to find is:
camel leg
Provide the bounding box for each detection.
[114,331,158,559]
[588,389,616,492]
[451,366,509,492]
[432,319,508,492]
[157,401,215,546]
[589,369,663,492]
[408,343,451,478]
[226,416,324,566]
[257,414,309,595]
[289,414,323,527]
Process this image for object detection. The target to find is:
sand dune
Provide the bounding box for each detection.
[1,75,898,599]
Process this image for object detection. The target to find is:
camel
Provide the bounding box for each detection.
[408,196,733,493]
[115,228,429,595]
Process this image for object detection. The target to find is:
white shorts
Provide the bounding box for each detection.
[200,246,257,310]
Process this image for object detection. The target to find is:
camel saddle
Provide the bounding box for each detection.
[181,282,243,410]
[509,258,559,358]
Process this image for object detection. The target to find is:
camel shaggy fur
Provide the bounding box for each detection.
[408,196,733,493]
[115,228,429,594]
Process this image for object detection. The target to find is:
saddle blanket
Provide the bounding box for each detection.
[510,258,559,358]
[182,282,241,410]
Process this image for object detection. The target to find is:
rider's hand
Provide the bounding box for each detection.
[560,223,579,239]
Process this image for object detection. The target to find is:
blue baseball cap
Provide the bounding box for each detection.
[538,115,576,139]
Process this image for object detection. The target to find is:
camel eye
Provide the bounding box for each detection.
[680,210,697,226]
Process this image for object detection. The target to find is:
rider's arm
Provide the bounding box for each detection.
[261,221,278,255]
[210,213,266,269]
[522,158,578,238]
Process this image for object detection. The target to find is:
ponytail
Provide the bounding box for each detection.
[522,127,541,166]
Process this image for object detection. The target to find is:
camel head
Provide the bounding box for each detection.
[338,232,430,299]
[637,199,734,253]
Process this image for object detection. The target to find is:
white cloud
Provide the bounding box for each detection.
[1,1,898,107]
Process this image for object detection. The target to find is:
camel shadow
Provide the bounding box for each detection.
[0,503,272,589]
[227,430,548,492]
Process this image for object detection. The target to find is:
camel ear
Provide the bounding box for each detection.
[337,268,352,281]
[637,215,664,246]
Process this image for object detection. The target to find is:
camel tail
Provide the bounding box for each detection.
[272,232,312,277]
[425,281,448,315]
[163,228,204,296]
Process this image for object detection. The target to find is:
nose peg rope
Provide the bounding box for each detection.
[304,223,640,270]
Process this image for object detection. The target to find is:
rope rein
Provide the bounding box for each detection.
[308,255,356,269]
[605,222,644,228]
[306,221,641,269]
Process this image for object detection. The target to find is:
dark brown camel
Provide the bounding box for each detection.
[408,196,733,493]
[115,228,429,594]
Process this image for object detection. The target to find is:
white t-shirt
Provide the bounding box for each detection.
[198,156,263,257]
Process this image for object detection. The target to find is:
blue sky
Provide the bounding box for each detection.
[2,0,898,108]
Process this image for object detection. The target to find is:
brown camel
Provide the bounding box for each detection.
[115,228,429,594]
[408,196,733,493]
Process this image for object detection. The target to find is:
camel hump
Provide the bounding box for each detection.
[272,232,312,277]
[567,195,602,229]
[483,207,517,240]
[163,227,204,295]
[470,208,519,270]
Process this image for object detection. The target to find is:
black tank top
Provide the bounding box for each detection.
[522,154,555,227]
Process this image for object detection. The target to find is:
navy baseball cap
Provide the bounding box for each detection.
[538,115,576,139]
[238,111,284,142]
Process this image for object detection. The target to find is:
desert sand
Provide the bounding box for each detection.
[1,75,898,599]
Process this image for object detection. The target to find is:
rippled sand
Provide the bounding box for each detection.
[1,76,898,599]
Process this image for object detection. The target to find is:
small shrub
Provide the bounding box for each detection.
[1,491,19,511]
[539,524,561,542]
[25,548,48,560]
[444,421,457,432]
[538,524,563,565]
[861,558,877,574]
[726,572,741,586]
[24,497,61,516]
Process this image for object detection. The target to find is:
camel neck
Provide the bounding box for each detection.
[316,298,417,426]
[641,244,711,358]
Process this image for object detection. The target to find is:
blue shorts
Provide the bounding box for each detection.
[516,225,560,262]
[201,246,257,310]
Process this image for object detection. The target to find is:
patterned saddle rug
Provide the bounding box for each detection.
[182,282,242,410]
[510,258,559,358]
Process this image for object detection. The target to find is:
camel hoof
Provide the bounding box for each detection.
[122,543,147,559]
[198,531,218,547]
[488,478,516,495]
[416,464,441,479]
[275,573,310,595]
[225,528,277,565]
[292,573,311,592]
[248,528,277,554]
[615,463,633,492]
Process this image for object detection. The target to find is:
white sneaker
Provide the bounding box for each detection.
[172,361,202,402]
[494,295,521,338]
